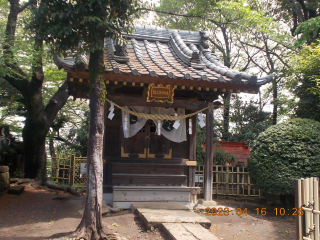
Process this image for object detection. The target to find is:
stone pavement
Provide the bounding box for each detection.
[132,202,219,240]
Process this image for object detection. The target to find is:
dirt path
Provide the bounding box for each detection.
[201,199,295,240]
[0,186,295,240]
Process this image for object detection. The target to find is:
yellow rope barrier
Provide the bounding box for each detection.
[106,98,222,121]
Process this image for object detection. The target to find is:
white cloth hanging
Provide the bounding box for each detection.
[121,106,187,142]
[151,107,187,143]
[121,106,148,138]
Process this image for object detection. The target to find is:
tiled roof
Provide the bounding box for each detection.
[54,26,274,86]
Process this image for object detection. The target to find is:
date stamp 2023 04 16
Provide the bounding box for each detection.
[205,207,304,216]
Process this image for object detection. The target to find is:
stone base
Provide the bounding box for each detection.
[8,185,24,195]
[113,186,190,209]
[162,223,219,240]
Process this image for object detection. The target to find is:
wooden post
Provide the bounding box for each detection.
[70,155,75,187]
[204,105,213,201]
[188,114,197,187]
[314,178,319,239]
[55,154,60,180]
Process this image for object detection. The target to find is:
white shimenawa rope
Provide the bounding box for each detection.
[105,98,221,121]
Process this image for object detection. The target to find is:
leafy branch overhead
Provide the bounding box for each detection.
[29,0,139,55]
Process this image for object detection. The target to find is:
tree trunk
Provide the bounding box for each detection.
[74,45,115,239]
[222,93,231,140]
[272,77,278,125]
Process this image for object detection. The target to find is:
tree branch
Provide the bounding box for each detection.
[45,82,70,124]
[18,1,32,13]
[138,7,230,26]
[239,40,290,68]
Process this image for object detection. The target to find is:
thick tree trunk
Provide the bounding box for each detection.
[74,47,116,239]
[23,113,48,179]
[4,0,70,180]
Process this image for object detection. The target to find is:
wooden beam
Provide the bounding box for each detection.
[108,95,208,111]
[204,104,214,201]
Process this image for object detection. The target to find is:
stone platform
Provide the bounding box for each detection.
[162,223,219,240]
[132,202,217,240]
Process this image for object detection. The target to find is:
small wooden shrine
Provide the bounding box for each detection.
[54,26,273,208]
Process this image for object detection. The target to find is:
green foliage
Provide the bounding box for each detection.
[287,41,320,121]
[294,16,320,46]
[55,106,90,156]
[29,0,139,55]
[225,95,272,145]
[248,118,320,195]
[213,143,237,165]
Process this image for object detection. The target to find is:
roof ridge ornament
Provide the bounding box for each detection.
[200,31,210,52]
[113,44,130,63]
[191,51,206,70]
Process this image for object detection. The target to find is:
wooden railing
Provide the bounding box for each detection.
[196,165,261,198]
[47,154,86,187]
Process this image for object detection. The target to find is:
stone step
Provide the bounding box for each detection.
[161,223,218,240]
[113,186,190,209]
[112,173,187,186]
[8,185,24,195]
[132,202,211,230]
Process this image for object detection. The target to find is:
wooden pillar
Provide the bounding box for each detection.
[70,154,75,187]
[204,104,213,201]
[188,115,197,187]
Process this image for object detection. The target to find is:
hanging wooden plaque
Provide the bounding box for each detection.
[147,84,176,103]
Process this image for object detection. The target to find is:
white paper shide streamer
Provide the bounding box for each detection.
[198,114,205,128]
[173,113,180,129]
[157,120,161,135]
[188,118,192,135]
[108,103,115,120]
[123,113,128,130]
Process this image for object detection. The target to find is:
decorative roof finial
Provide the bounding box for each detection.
[113,44,129,63]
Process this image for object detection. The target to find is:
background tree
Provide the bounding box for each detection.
[1,0,70,181]
[151,0,277,134]
[226,94,272,145]
[32,0,139,238]
[287,41,320,121]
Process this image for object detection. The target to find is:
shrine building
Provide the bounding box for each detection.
[54,26,274,208]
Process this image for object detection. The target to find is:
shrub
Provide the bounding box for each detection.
[248,118,320,195]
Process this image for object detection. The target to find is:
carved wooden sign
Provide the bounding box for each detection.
[147,84,176,103]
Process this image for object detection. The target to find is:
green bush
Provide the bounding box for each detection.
[248,118,320,195]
